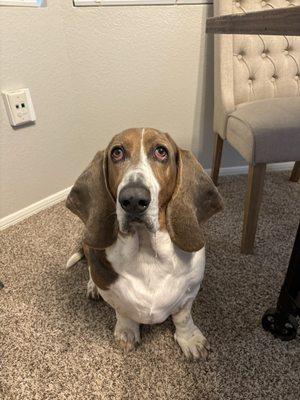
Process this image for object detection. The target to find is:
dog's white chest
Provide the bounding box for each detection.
[98,229,205,324]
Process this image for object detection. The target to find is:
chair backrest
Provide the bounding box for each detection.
[214,0,300,137]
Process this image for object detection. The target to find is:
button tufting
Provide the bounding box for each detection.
[237,54,243,60]
[295,75,300,81]
[261,52,267,59]
[248,79,253,85]
[284,50,289,56]
[284,45,292,53]
[271,75,278,82]
[261,0,266,6]
[235,2,241,8]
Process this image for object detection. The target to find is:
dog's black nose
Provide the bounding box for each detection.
[119,185,151,214]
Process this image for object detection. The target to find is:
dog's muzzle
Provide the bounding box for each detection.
[119,183,151,219]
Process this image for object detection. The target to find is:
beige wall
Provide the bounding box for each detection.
[0,1,243,219]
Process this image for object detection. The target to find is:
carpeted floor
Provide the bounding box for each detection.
[1,171,300,400]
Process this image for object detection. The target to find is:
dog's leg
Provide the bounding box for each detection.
[86,267,102,300]
[172,300,210,360]
[114,312,140,353]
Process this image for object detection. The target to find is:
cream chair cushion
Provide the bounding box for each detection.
[227,97,300,164]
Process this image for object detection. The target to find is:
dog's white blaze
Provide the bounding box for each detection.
[139,128,160,233]
[116,128,160,233]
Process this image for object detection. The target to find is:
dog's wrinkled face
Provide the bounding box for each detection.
[107,128,177,233]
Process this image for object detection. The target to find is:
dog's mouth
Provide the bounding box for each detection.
[121,213,155,234]
[130,216,144,224]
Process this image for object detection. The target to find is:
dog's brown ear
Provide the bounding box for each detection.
[166,149,223,252]
[66,150,118,249]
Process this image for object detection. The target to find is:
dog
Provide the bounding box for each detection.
[66,128,223,359]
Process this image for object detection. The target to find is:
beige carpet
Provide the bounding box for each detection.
[1,171,300,400]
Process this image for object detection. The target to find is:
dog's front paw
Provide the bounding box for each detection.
[114,320,140,353]
[174,328,210,360]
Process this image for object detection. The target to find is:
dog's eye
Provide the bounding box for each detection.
[111,146,125,162]
[154,146,168,162]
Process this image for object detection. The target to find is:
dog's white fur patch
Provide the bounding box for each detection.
[101,228,205,325]
[86,269,102,300]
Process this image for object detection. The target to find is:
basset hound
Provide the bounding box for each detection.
[66,128,223,359]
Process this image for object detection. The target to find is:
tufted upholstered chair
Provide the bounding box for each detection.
[212,0,300,254]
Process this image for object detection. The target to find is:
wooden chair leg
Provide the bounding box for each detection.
[290,161,300,182]
[241,163,266,254]
[211,133,224,186]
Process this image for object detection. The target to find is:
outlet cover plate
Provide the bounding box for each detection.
[2,88,36,126]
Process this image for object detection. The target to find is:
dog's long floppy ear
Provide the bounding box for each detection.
[66,150,118,249]
[166,149,223,252]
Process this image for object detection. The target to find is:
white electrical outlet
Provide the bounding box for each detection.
[2,88,36,126]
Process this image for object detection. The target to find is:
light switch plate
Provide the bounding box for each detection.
[2,88,36,126]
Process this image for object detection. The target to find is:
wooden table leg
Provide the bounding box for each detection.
[241,163,266,254]
[211,133,224,186]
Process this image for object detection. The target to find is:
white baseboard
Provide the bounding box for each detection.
[0,187,72,231]
[0,161,294,230]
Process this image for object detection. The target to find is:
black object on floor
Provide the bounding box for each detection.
[262,221,300,341]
